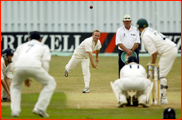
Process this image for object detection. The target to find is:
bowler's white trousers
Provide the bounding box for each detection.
[10,67,56,113]
[65,54,90,87]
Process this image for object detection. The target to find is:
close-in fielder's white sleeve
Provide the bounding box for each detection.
[142,35,157,55]
[41,45,51,72]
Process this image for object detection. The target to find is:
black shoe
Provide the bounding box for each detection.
[126,96,131,106]
[132,95,138,106]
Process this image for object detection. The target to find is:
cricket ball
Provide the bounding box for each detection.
[90,6,93,9]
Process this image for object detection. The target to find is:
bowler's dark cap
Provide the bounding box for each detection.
[30,31,41,40]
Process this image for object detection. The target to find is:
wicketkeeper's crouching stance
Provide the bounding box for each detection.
[110,56,153,107]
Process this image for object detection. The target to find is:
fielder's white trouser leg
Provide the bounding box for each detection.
[10,69,26,113]
[81,58,90,88]
[1,76,8,98]
[65,54,84,72]
[11,67,56,113]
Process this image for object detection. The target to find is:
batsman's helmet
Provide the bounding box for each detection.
[1,48,14,63]
[163,107,176,119]
[127,56,138,63]
[136,18,148,29]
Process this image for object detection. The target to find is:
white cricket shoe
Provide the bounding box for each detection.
[151,99,158,105]
[64,68,69,77]
[161,98,168,104]
[82,87,90,93]
[139,101,150,107]
[117,101,127,108]
[33,108,49,118]
[11,111,19,117]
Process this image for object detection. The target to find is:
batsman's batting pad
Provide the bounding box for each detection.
[160,78,168,99]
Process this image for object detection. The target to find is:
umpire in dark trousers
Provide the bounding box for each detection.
[115,14,140,78]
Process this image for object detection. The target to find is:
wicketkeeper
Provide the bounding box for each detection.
[110,56,153,107]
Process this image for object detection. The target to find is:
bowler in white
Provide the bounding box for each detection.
[65,30,102,93]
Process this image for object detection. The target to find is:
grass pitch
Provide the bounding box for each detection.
[1,56,181,119]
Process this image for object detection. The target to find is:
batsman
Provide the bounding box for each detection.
[136,18,178,104]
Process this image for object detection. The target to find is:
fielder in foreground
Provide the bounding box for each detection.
[110,56,153,108]
[64,30,102,93]
[136,18,177,104]
[1,48,14,102]
[11,31,56,117]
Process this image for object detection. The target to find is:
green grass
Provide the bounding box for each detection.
[1,56,181,119]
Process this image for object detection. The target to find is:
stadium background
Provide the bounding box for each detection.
[1,1,181,119]
[1,1,181,56]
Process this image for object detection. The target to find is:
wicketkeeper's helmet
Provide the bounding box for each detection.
[1,48,14,63]
[136,18,148,29]
[163,107,176,119]
[127,56,138,63]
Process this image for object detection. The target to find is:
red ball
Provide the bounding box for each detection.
[90,6,93,9]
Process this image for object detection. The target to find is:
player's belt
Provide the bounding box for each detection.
[121,51,137,63]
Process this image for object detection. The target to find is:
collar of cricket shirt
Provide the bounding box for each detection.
[92,38,98,46]
[123,26,132,32]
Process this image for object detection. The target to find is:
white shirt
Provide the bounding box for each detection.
[74,36,102,58]
[141,27,176,55]
[1,57,13,80]
[12,40,51,69]
[116,26,140,50]
[120,62,146,79]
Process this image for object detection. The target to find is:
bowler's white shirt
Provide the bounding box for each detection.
[74,37,102,58]
[12,40,51,68]
[116,26,140,50]
[141,27,176,55]
[1,57,13,80]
